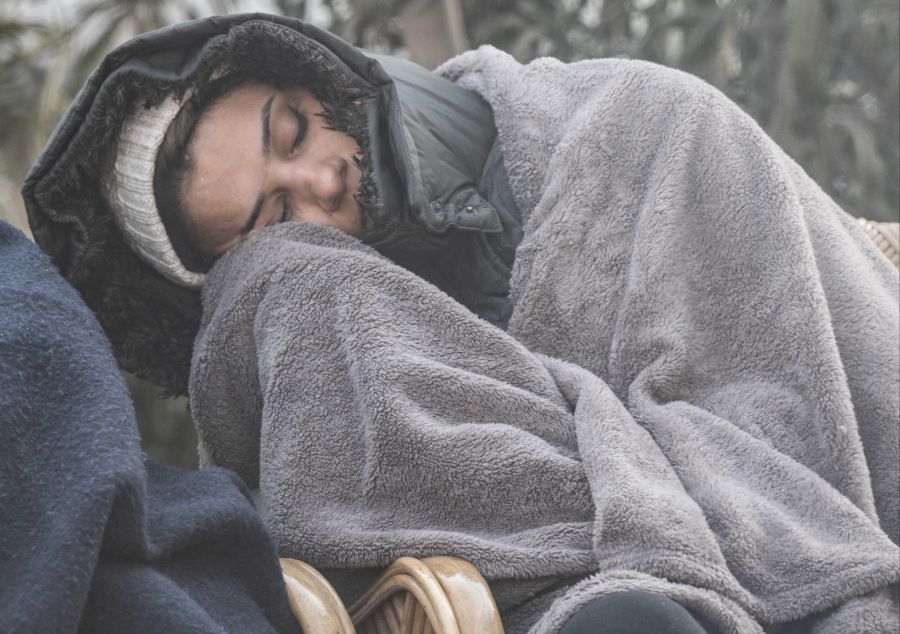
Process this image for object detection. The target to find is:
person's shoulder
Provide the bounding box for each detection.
[591,57,721,100]
[573,57,741,123]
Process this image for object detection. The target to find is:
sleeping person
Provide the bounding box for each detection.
[23,14,899,634]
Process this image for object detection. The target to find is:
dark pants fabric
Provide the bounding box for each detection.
[560,592,708,634]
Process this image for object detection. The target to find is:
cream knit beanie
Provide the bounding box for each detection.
[106,94,206,289]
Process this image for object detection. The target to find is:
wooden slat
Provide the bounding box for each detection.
[279,558,355,634]
[411,602,427,634]
[374,608,391,634]
[400,591,415,634]
[381,595,402,632]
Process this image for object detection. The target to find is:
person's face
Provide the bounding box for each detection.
[182,83,365,255]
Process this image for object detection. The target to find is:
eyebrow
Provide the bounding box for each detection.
[240,94,276,237]
[261,93,275,157]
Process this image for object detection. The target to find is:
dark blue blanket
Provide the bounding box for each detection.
[0,221,299,633]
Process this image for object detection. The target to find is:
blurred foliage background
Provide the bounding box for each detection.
[1,0,898,467]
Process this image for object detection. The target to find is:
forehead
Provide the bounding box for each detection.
[205,82,274,121]
[182,83,274,252]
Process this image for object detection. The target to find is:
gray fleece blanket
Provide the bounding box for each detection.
[191,48,900,633]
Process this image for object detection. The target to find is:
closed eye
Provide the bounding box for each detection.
[290,107,308,152]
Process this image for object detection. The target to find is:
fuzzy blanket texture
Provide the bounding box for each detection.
[191,49,900,633]
[0,221,299,634]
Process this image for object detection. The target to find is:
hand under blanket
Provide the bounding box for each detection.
[191,221,898,634]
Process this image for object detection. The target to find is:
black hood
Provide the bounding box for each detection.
[23,13,503,395]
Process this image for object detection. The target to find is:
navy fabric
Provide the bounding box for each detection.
[0,221,299,634]
[559,592,708,634]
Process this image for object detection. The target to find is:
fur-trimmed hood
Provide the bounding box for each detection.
[23,13,517,395]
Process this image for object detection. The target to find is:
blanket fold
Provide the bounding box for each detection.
[192,49,899,634]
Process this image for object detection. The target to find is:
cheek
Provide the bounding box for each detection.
[183,172,249,249]
[341,132,362,155]
[315,123,361,155]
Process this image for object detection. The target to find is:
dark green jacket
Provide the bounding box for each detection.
[23,13,521,395]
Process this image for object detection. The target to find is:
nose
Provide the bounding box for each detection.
[274,155,347,212]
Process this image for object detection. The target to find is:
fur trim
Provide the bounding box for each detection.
[27,19,377,395]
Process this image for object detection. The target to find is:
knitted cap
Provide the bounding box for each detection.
[106,94,205,289]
